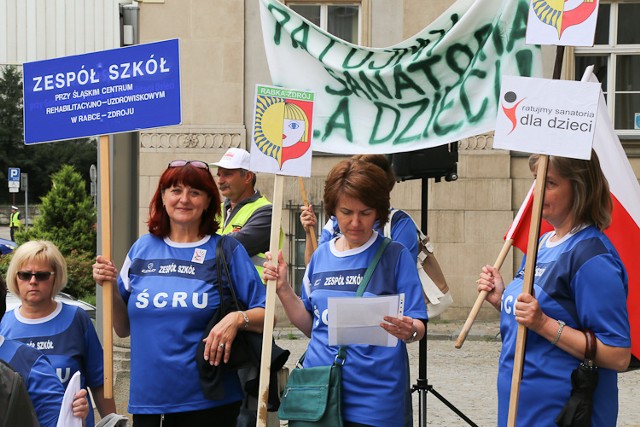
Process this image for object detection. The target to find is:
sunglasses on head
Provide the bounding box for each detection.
[167,160,209,170]
[17,271,55,282]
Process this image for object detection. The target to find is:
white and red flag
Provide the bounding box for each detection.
[505,66,640,359]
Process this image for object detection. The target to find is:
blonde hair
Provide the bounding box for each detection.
[283,102,309,143]
[6,240,68,297]
[529,150,612,231]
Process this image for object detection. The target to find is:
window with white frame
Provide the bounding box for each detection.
[574,1,640,134]
[286,1,365,45]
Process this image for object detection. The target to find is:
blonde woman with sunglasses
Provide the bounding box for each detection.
[92,160,266,427]
[1,240,111,426]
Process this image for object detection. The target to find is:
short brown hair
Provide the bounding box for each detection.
[147,163,222,237]
[529,150,611,231]
[324,159,390,225]
[351,154,396,192]
[6,240,68,298]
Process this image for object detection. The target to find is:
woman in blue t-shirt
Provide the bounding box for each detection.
[477,151,631,426]
[92,160,266,427]
[1,240,114,427]
[265,158,428,427]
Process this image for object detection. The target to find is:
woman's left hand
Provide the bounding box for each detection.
[203,311,241,366]
[72,388,89,419]
[514,293,546,332]
[381,315,417,341]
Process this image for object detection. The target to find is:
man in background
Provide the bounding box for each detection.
[211,148,273,280]
[9,206,21,242]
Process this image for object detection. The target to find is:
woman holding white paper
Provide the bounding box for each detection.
[264,158,427,427]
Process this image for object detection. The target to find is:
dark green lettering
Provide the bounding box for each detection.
[394,98,431,144]
[343,49,374,69]
[290,22,311,51]
[460,69,488,123]
[516,49,538,77]
[359,70,392,100]
[323,97,353,142]
[267,5,290,45]
[368,49,409,70]
[507,0,528,52]
[369,102,400,144]
[393,67,424,98]
[433,86,463,135]
[325,68,353,96]
[445,43,473,76]
[407,56,443,91]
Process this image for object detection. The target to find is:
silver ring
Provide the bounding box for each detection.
[219,343,225,349]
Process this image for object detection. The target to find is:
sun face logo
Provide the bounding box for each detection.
[501,91,525,135]
[253,96,311,169]
[532,0,599,38]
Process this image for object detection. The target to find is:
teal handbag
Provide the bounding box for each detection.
[277,348,346,427]
[278,238,391,426]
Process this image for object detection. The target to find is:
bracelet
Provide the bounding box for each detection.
[551,319,566,345]
[239,311,249,329]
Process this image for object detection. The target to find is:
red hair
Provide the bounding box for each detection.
[147,164,221,237]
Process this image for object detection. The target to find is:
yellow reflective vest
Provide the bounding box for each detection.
[220,195,272,280]
[9,211,21,228]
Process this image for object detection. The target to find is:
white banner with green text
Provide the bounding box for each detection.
[259,0,543,154]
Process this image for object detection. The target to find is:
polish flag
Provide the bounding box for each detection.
[505,66,640,359]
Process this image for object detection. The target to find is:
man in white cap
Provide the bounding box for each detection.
[9,206,21,242]
[211,147,272,280]
[210,147,275,427]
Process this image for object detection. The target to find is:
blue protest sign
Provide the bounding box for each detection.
[23,39,181,144]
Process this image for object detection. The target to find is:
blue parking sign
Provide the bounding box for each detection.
[8,168,20,182]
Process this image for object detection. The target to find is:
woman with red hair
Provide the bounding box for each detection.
[93,160,266,426]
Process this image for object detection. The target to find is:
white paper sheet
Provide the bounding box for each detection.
[328,294,405,347]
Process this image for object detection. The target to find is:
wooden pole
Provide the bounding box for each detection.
[507,45,563,425]
[455,238,513,349]
[98,135,113,399]
[298,176,317,250]
[506,156,548,426]
[256,174,285,427]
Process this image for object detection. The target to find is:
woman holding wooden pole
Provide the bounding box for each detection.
[476,152,631,426]
[92,160,266,427]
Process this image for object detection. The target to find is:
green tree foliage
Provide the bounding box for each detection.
[15,165,97,298]
[0,65,97,205]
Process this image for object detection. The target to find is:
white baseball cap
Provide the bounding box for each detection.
[210,148,251,170]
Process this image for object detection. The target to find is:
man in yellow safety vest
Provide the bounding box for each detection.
[9,206,21,242]
[211,147,273,282]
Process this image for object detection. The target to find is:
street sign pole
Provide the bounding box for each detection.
[21,173,28,228]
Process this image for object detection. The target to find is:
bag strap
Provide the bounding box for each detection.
[583,329,597,368]
[215,236,242,311]
[383,209,397,239]
[299,237,392,368]
[356,237,391,296]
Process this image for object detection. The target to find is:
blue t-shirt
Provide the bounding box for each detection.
[0,302,103,427]
[118,233,266,414]
[0,336,64,427]
[498,226,630,426]
[319,208,419,259]
[302,232,427,427]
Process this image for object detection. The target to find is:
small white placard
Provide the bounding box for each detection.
[328,294,405,347]
[526,0,599,47]
[494,76,600,160]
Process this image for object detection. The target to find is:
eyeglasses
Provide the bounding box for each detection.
[17,271,55,282]
[168,160,209,170]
